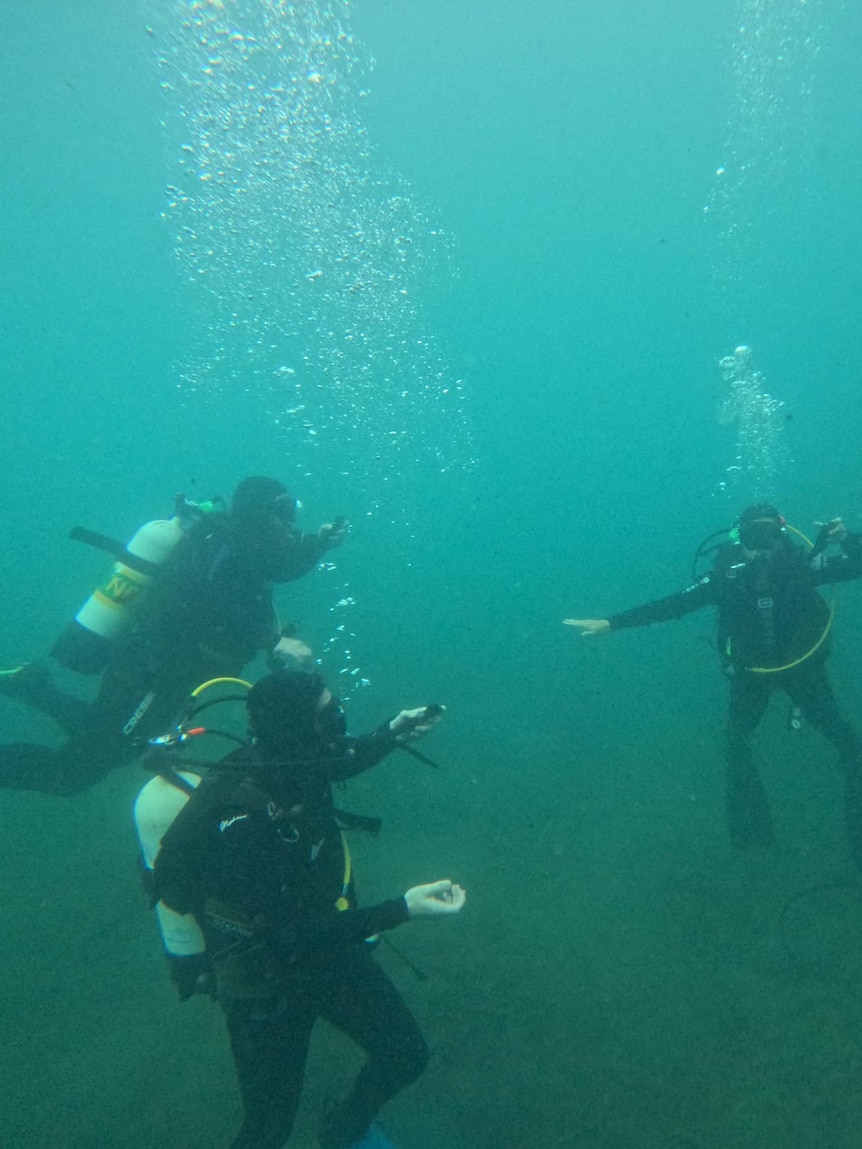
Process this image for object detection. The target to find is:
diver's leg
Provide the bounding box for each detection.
[0,666,140,795]
[0,744,71,794]
[317,949,428,1149]
[0,651,193,795]
[0,731,122,796]
[0,662,90,735]
[787,663,862,868]
[225,1001,315,1149]
[726,673,774,848]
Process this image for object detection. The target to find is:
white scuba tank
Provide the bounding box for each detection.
[76,516,185,643]
[134,771,206,958]
[54,516,186,674]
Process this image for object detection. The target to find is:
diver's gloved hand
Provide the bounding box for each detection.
[167,953,214,1002]
[271,635,314,669]
[389,704,445,742]
[814,517,847,544]
[404,880,467,917]
[318,516,349,549]
[563,618,611,637]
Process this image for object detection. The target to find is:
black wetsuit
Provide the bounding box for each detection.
[154,732,427,1149]
[608,532,862,861]
[0,515,329,796]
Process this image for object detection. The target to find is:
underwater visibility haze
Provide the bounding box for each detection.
[2,1,862,1146]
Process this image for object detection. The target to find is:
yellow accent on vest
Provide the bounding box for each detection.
[188,677,353,910]
[336,833,352,911]
[744,524,836,675]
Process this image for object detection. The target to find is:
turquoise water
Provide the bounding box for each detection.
[2,2,862,1146]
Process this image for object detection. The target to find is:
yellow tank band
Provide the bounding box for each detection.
[95,570,148,607]
[112,563,152,586]
[92,584,141,611]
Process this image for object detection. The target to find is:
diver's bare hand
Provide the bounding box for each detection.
[815,518,847,543]
[272,636,314,668]
[404,880,467,917]
[563,618,611,637]
[319,517,349,549]
[390,705,445,742]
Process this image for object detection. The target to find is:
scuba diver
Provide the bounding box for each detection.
[144,669,466,1149]
[563,504,862,865]
[0,476,346,796]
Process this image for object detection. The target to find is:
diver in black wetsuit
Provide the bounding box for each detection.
[151,669,466,1149]
[0,477,346,796]
[564,504,862,865]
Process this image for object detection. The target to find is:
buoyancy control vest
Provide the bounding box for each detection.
[712,540,832,673]
[133,762,357,988]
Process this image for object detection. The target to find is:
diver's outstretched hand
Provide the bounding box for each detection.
[814,517,847,544]
[404,880,467,917]
[319,516,349,549]
[563,618,611,637]
[271,636,314,668]
[390,704,445,742]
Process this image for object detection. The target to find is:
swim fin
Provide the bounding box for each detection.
[350,1124,399,1149]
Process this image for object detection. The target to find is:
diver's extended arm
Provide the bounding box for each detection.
[811,520,862,585]
[565,576,718,635]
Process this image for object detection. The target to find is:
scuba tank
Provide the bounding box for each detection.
[133,770,207,960]
[133,678,252,973]
[51,494,224,675]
